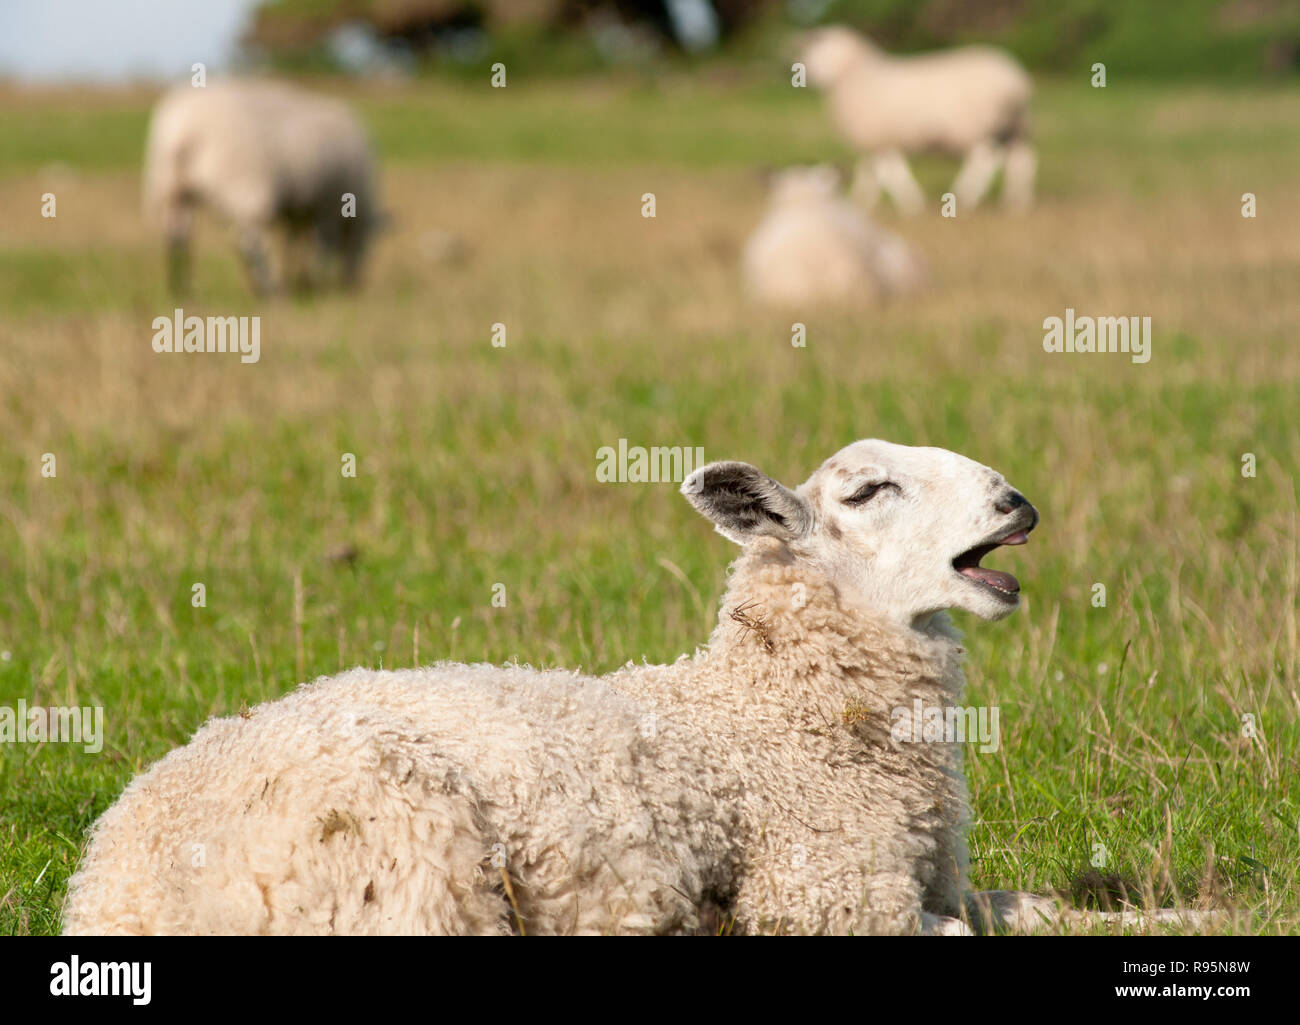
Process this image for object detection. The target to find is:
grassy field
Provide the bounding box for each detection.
[1,72,1298,935]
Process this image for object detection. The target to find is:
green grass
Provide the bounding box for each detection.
[0,73,1298,934]
[8,77,1300,181]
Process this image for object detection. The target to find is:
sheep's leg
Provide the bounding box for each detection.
[336,219,367,291]
[1083,908,1223,932]
[848,156,881,210]
[872,150,925,215]
[966,889,1059,933]
[966,890,1222,934]
[951,140,1006,212]
[166,231,190,297]
[237,224,276,297]
[1002,138,1037,212]
[162,204,192,296]
[921,912,974,936]
[338,239,364,291]
[283,225,316,295]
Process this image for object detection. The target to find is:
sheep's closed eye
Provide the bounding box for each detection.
[843,481,899,506]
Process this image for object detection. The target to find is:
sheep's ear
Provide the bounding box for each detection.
[682,461,813,545]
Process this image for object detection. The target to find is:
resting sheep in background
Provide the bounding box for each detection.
[142,79,382,295]
[63,440,1214,935]
[742,164,926,308]
[800,26,1036,215]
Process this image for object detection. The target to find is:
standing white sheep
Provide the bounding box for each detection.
[742,164,927,308]
[142,79,382,295]
[62,440,1213,935]
[800,26,1036,214]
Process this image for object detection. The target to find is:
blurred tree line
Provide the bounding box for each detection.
[246,0,1300,77]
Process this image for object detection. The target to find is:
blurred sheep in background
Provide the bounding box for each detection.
[800,25,1035,215]
[142,78,383,295]
[742,164,927,308]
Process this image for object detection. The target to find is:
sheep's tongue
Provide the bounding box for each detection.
[959,566,1019,592]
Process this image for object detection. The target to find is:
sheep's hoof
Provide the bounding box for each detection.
[920,912,973,936]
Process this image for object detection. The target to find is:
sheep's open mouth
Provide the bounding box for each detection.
[952,530,1031,599]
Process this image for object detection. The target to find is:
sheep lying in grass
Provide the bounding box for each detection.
[742,164,926,308]
[63,440,1211,935]
[63,664,745,935]
[800,26,1036,215]
[142,79,382,295]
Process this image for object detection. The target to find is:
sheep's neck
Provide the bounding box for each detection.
[687,540,965,710]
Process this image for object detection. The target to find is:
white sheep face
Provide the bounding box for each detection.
[800,26,876,88]
[683,439,1039,627]
[765,164,841,206]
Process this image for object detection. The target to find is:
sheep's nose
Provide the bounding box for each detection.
[996,491,1039,532]
[995,491,1029,515]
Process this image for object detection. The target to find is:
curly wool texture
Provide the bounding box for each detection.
[63,665,743,935]
[64,539,968,936]
[614,538,968,934]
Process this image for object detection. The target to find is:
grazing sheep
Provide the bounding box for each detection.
[62,440,1211,935]
[742,164,926,308]
[800,26,1036,214]
[142,79,382,295]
